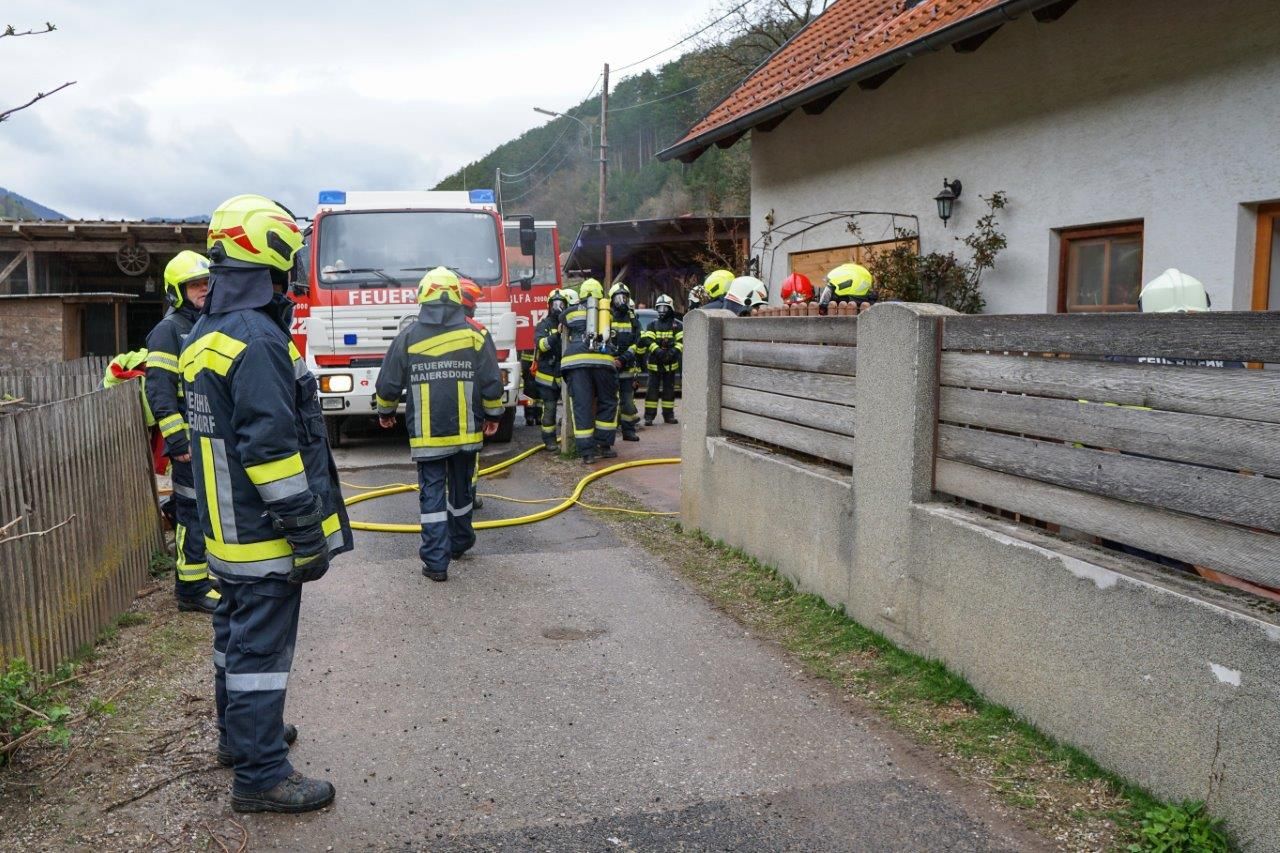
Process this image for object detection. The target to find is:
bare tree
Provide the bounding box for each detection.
[1,22,76,124]
[696,1,830,75]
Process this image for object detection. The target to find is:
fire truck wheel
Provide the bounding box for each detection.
[326,416,345,448]
[485,407,515,444]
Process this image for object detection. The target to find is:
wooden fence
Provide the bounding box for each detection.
[935,311,1280,591]
[0,380,163,672]
[719,315,858,468]
[0,356,111,405]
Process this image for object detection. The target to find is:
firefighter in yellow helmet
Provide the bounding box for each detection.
[697,269,736,311]
[817,262,876,315]
[146,250,219,614]
[181,194,353,814]
[560,278,619,462]
[375,266,504,579]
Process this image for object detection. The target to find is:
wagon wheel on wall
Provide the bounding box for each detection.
[116,243,150,276]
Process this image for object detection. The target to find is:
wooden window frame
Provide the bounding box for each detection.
[1056,221,1145,314]
[1252,203,1280,311]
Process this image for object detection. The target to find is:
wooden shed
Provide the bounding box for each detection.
[0,293,134,372]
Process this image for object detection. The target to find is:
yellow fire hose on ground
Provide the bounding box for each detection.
[343,445,680,533]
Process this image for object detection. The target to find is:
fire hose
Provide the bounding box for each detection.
[342,446,680,533]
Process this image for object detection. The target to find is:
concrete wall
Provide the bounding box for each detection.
[750,0,1280,313]
[681,305,1280,850]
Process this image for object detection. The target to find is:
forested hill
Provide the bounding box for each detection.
[433,48,750,244]
[0,188,67,220]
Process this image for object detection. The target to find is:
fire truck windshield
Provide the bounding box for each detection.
[316,210,502,288]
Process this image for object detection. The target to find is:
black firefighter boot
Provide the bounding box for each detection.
[663,412,679,425]
[218,724,298,767]
[597,444,619,460]
[231,771,335,814]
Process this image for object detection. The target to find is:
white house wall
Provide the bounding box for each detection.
[749,0,1280,313]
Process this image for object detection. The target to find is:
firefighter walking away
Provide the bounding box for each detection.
[560,278,619,463]
[375,267,505,582]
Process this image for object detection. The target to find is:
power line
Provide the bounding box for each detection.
[613,0,752,73]
[607,72,738,113]
[500,146,581,204]
[499,74,603,181]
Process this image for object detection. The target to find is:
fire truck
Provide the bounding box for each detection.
[289,189,551,446]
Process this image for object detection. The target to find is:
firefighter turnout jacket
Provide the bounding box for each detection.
[179,295,353,583]
[641,316,684,373]
[374,303,505,459]
[611,307,643,376]
[533,313,563,388]
[145,304,200,460]
[560,300,617,371]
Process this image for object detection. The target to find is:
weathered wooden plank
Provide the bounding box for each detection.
[722,364,857,407]
[941,353,1280,424]
[935,460,1280,590]
[942,311,1280,363]
[723,340,857,376]
[723,315,858,346]
[722,409,857,468]
[0,416,34,665]
[723,386,856,438]
[940,387,1280,478]
[937,424,1280,534]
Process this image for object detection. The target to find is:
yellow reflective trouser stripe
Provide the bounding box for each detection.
[158,413,187,437]
[180,332,247,381]
[408,328,482,357]
[201,437,222,544]
[174,524,209,582]
[244,453,305,486]
[148,352,180,373]
[206,513,342,563]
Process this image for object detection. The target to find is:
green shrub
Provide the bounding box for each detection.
[1127,801,1231,852]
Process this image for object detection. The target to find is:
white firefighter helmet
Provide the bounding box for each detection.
[726,275,767,307]
[1139,268,1209,313]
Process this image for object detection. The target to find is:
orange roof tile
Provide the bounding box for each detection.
[660,0,1069,162]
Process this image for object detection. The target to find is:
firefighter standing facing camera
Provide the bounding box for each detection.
[180,194,353,814]
[642,294,683,425]
[146,250,220,615]
[375,267,504,582]
[817,262,876,314]
[560,278,619,464]
[533,288,573,450]
[607,281,643,442]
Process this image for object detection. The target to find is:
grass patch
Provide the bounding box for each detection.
[609,510,1234,852]
[0,659,77,763]
[148,549,175,579]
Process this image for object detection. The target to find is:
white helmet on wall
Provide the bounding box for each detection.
[1139,269,1209,313]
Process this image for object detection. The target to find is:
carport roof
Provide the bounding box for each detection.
[562,216,749,278]
[658,0,1078,164]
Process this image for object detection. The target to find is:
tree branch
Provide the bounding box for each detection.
[0,514,75,544]
[1,22,57,39]
[0,81,76,123]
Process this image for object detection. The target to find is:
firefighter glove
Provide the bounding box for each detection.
[270,496,331,584]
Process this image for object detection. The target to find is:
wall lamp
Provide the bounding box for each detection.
[935,179,962,226]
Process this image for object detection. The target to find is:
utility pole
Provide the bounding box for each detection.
[495,167,503,215]
[599,62,611,284]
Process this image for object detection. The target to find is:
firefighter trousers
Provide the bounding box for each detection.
[564,366,618,453]
[616,373,640,437]
[418,451,477,571]
[521,361,542,424]
[171,459,211,597]
[644,372,677,422]
[214,577,301,794]
[538,381,561,443]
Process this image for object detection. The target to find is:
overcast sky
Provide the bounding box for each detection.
[0,1,719,220]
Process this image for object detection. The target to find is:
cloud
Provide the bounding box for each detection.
[0,0,718,219]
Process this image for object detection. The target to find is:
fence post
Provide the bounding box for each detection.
[677,308,729,528]
[849,302,956,643]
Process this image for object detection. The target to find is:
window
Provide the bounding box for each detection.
[1057,222,1144,313]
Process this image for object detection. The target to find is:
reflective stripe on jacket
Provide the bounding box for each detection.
[610,308,642,376]
[560,306,616,370]
[374,313,504,460]
[533,314,563,385]
[641,317,684,373]
[179,308,353,582]
[145,306,198,458]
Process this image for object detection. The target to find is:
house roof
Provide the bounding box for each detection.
[658,0,1077,163]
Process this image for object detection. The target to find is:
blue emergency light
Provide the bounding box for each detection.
[318,189,347,204]
[469,189,496,204]
[343,333,358,345]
